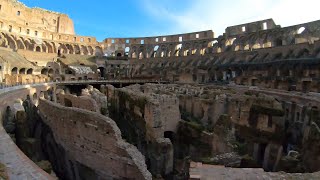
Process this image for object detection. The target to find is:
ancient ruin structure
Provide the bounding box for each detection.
[0,0,320,179]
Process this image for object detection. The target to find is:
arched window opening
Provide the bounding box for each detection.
[139,52,144,59]
[125,47,130,56]
[98,67,105,78]
[297,27,305,34]
[11,67,18,75]
[19,68,26,74]
[27,68,33,74]
[154,45,159,51]
[41,68,48,75]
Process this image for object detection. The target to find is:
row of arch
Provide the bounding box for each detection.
[0,32,104,56]
[11,67,33,75]
[215,26,313,53]
[11,67,57,76]
[115,24,317,59]
[126,40,213,59]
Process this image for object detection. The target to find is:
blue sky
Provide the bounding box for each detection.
[20,0,320,41]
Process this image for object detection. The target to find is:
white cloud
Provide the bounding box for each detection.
[141,0,320,37]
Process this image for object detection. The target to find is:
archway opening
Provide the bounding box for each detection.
[41,68,48,75]
[98,67,105,78]
[11,67,18,75]
[35,46,41,52]
[27,68,33,74]
[19,68,26,74]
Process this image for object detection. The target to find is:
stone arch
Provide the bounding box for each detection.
[27,68,33,74]
[175,44,182,56]
[87,46,94,55]
[11,67,18,74]
[5,34,17,50]
[50,42,57,53]
[125,47,130,56]
[252,43,261,49]
[95,46,103,56]
[297,27,306,34]
[160,45,167,57]
[44,41,54,53]
[24,39,34,51]
[153,45,159,57]
[131,51,137,59]
[81,45,88,55]
[73,44,80,54]
[0,33,8,47]
[19,68,26,74]
[35,46,42,52]
[58,43,68,54]
[41,68,48,75]
[66,44,74,54]
[139,52,144,59]
[225,38,237,46]
[41,43,48,53]
[16,38,26,50]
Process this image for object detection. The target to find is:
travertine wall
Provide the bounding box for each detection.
[105,84,180,177]
[56,93,99,112]
[0,84,55,179]
[38,99,152,180]
[0,0,74,35]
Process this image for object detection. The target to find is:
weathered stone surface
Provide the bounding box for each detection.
[189,162,320,179]
[38,99,152,179]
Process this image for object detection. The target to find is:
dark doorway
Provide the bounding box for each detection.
[98,67,105,78]
[258,143,267,165]
[164,131,174,142]
[64,99,72,107]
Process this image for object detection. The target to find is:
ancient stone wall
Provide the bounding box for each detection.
[56,93,99,112]
[105,84,180,177]
[0,0,74,35]
[0,84,55,179]
[38,99,152,179]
